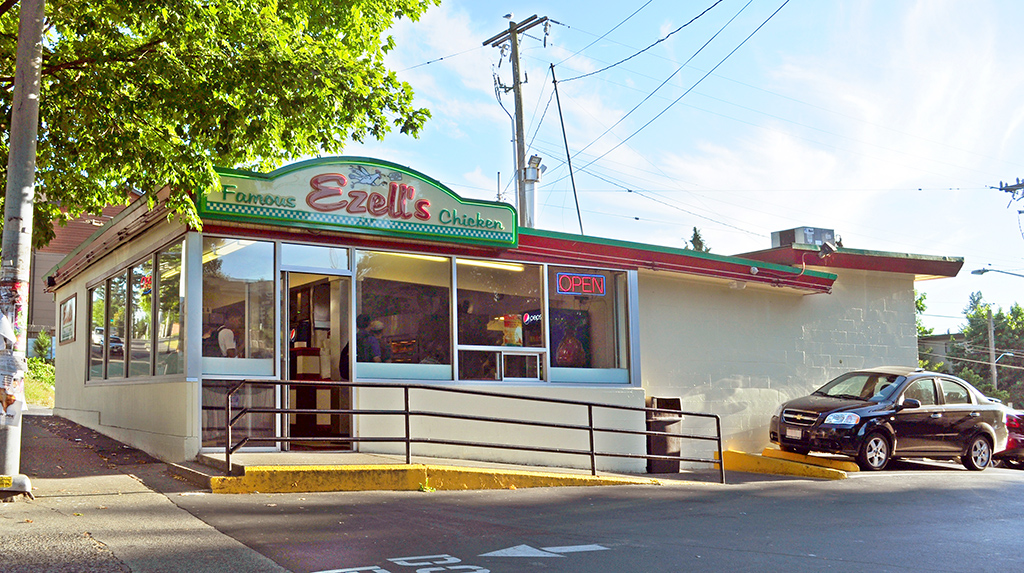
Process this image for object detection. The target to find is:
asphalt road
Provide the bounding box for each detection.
[167,460,1024,573]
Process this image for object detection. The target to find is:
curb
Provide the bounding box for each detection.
[760,448,860,472]
[720,450,848,480]
[193,464,662,494]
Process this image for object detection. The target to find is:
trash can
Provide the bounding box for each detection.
[646,397,683,473]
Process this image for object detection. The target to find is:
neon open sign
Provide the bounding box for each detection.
[556,272,606,296]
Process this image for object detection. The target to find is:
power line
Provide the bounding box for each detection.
[561,0,725,82]
[548,16,1024,174]
[576,0,792,176]
[565,0,752,163]
[941,355,1024,371]
[398,45,486,73]
[554,0,654,67]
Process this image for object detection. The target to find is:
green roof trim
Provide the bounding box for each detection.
[520,227,838,280]
[788,242,964,264]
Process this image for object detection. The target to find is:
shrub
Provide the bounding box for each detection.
[24,357,55,407]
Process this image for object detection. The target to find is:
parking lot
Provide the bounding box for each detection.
[167,459,1024,573]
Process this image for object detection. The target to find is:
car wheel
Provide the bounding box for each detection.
[780,444,810,456]
[963,435,992,471]
[857,432,890,471]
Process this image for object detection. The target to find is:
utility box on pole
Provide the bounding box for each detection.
[483,14,548,228]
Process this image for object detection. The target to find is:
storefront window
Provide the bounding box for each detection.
[129,261,153,377]
[202,237,275,374]
[354,250,452,377]
[456,259,543,381]
[106,271,128,378]
[88,287,105,380]
[156,242,184,375]
[85,241,186,381]
[548,267,629,382]
[281,243,349,271]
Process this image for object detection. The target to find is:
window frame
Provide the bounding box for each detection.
[84,237,186,383]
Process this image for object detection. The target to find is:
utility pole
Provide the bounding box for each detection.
[483,14,548,227]
[1,0,45,500]
[988,308,997,390]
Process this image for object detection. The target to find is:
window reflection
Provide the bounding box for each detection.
[106,271,127,378]
[129,261,153,376]
[157,243,183,375]
[89,287,105,380]
[354,250,451,366]
[202,238,275,361]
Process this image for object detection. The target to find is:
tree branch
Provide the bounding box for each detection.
[41,38,166,77]
[0,0,19,21]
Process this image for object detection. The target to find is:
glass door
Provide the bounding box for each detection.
[285,271,352,450]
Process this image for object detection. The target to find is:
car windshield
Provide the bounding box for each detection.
[813,373,905,401]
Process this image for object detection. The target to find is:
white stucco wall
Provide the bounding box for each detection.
[638,267,917,456]
[52,219,197,462]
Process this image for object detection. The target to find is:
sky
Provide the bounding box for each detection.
[340,0,1024,335]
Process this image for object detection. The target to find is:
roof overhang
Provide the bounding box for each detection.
[507,228,837,294]
[45,187,180,291]
[738,244,964,281]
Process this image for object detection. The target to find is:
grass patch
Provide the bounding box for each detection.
[24,358,55,408]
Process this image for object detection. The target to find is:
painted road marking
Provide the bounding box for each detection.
[317,543,608,572]
[479,544,609,558]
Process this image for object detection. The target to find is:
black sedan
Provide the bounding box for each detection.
[769,366,1008,471]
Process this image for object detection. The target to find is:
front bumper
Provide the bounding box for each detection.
[770,415,862,456]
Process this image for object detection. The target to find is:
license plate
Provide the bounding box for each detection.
[785,427,802,440]
[0,475,12,489]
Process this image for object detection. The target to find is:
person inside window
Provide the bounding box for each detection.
[356,313,382,362]
[369,320,392,363]
[218,309,244,358]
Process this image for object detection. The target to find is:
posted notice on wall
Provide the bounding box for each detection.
[0,349,27,427]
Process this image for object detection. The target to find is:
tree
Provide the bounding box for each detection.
[684,227,711,253]
[947,291,1023,405]
[32,328,51,363]
[915,290,944,371]
[0,0,436,247]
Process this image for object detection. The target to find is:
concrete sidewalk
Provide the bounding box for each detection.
[0,409,288,573]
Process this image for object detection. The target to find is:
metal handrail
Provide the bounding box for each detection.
[220,379,725,483]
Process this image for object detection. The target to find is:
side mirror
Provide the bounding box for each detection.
[898,398,921,411]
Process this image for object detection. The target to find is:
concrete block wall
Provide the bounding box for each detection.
[638,268,918,456]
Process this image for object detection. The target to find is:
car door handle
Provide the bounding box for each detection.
[930,413,942,418]
[970,412,980,417]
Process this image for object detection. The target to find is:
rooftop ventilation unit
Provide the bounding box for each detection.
[771,227,835,248]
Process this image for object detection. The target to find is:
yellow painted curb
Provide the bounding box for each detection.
[210,465,426,494]
[209,464,661,494]
[761,448,860,472]
[719,450,847,480]
[424,465,660,490]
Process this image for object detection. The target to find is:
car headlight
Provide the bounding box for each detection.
[824,412,860,425]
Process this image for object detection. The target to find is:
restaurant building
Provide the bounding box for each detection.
[46,157,963,471]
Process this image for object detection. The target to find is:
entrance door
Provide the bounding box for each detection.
[285,272,351,450]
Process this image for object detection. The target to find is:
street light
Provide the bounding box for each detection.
[969,268,1020,390]
[971,268,1024,279]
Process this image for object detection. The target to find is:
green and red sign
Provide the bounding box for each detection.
[201,157,518,247]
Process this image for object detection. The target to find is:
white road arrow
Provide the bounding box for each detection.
[480,544,609,558]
